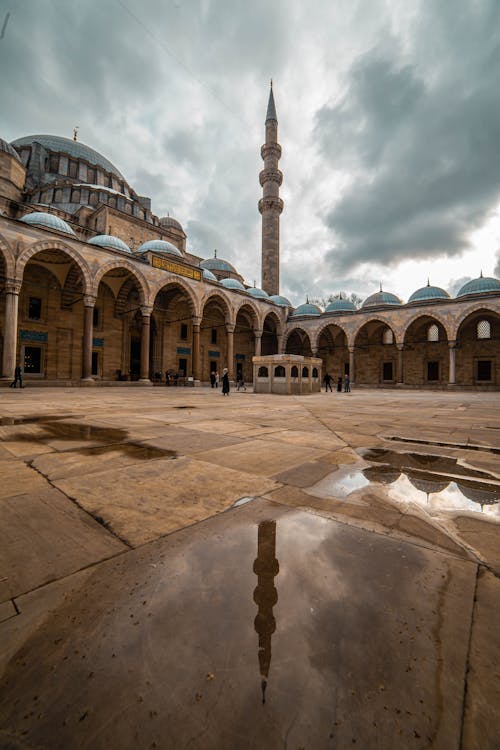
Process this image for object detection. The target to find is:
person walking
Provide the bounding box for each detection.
[236,376,246,391]
[323,372,333,392]
[210,371,216,388]
[215,370,219,388]
[10,363,23,389]
[344,374,350,393]
[337,376,342,392]
[221,367,230,396]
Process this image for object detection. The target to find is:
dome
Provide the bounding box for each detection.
[220,277,246,291]
[269,294,292,307]
[362,289,402,308]
[325,297,357,313]
[136,239,182,257]
[200,256,237,273]
[456,274,500,297]
[11,135,124,180]
[159,216,183,231]
[292,302,322,316]
[88,234,131,253]
[0,138,22,163]
[247,287,269,299]
[408,283,450,303]
[202,268,218,282]
[20,211,75,236]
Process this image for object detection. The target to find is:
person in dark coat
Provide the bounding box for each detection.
[344,375,350,392]
[10,363,23,388]
[337,376,342,392]
[210,371,216,388]
[323,372,333,392]
[222,367,230,395]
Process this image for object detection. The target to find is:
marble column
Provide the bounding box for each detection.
[226,323,235,380]
[140,306,152,382]
[81,295,96,381]
[1,280,21,379]
[396,343,404,384]
[254,329,263,358]
[448,340,457,385]
[348,346,355,384]
[192,316,201,380]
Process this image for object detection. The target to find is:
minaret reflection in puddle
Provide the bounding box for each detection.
[253,520,279,704]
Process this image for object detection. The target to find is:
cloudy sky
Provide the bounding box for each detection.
[1,0,499,305]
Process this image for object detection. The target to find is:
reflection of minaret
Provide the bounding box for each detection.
[253,520,279,704]
[259,81,284,296]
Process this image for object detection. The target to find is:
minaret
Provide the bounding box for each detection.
[253,520,279,704]
[259,81,284,296]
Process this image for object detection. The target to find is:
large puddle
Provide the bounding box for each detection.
[307,448,500,519]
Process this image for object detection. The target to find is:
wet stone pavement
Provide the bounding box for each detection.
[0,387,498,749]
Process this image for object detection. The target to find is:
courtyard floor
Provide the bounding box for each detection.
[0,386,498,749]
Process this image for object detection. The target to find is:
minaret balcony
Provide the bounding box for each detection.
[258,197,284,214]
[261,143,282,161]
[259,168,283,187]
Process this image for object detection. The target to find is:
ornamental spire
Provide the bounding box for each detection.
[266,80,277,122]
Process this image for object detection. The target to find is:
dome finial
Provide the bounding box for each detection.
[306,295,309,304]
[379,282,383,292]
[427,277,430,287]
[214,248,217,258]
[339,291,343,300]
[73,126,79,142]
[480,269,483,278]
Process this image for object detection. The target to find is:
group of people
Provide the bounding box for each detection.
[210,368,231,395]
[323,372,350,393]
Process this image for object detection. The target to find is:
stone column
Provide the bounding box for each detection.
[396,343,404,384]
[226,323,235,380]
[192,316,201,381]
[277,333,284,354]
[81,295,96,381]
[349,346,355,384]
[140,305,153,383]
[254,329,263,358]
[1,280,21,379]
[448,340,457,385]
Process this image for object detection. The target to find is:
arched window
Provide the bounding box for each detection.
[302,367,309,377]
[312,367,318,378]
[477,320,491,340]
[427,324,439,342]
[291,365,299,377]
[258,366,268,377]
[274,365,285,377]
[382,328,394,345]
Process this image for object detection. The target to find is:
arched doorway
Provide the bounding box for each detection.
[317,324,348,380]
[403,315,449,385]
[456,308,499,386]
[354,320,397,384]
[262,312,280,355]
[285,328,312,356]
[234,304,257,382]
[200,294,230,382]
[152,283,196,381]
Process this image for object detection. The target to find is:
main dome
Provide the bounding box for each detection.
[11,135,125,180]
[362,290,402,308]
[456,275,500,297]
[20,211,75,235]
[408,284,450,303]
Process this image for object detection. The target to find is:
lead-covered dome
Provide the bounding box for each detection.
[88,234,131,253]
[11,135,125,180]
[200,256,237,274]
[159,216,183,231]
[20,211,75,236]
[202,268,218,282]
[292,302,322,316]
[408,283,450,303]
[325,297,357,313]
[362,289,402,308]
[136,239,182,257]
[456,274,500,297]
[220,277,246,291]
[247,287,269,299]
[269,294,292,307]
[0,137,22,163]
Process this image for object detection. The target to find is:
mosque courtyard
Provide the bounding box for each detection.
[0,386,498,749]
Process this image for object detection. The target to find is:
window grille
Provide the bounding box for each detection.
[477,320,491,339]
[427,324,439,342]
[382,328,394,345]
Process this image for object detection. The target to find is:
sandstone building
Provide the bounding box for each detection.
[0,87,499,388]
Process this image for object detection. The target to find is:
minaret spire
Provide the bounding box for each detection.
[259,81,283,296]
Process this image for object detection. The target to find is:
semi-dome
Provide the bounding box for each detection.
[11,135,124,180]
[220,277,246,291]
[456,274,500,297]
[292,301,322,316]
[88,234,131,253]
[159,216,183,231]
[20,211,75,236]
[408,282,450,303]
[202,268,218,282]
[269,294,292,307]
[325,297,357,313]
[200,257,237,273]
[247,287,269,299]
[0,137,22,163]
[362,289,402,308]
[136,239,182,257]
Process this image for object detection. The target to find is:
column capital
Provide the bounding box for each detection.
[448,339,457,349]
[348,345,355,353]
[254,329,263,338]
[5,279,22,295]
[396,342,404,351]
[83,294,97,308]
[191,315,202,328]
[225,323,235,334]
[140,305,153,317]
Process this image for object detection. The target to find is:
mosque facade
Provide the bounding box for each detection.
[0,87,499,389]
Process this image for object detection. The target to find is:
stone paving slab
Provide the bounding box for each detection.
[0,461,51,499]
[0,499,477,750]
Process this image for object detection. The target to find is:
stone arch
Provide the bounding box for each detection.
[354,318,398,385]
[452,303,500,341]
[262,309,282,336]
[234,298,260,326]
[94,259,149,305]
[402,310,451,342]
[315,321,349,379]
[284,326,312,356]
[352,316,397,344]
[315,320,349,352]
[454,305,500,386]
[200,290,232,323]
[0,231,15,279]
[402,313,450,385]
[17,240,92,294]
[262,310,282,356]
[150,277,198,317]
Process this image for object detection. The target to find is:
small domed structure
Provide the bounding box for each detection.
[88,234,131,253]
[136,239,182,257]
[20,211,75,236]
[269,295,292,307]
[362,288,402,308]
[220,277,246,291]
[325,296,357,313]
[200,255,237,274]
[456,274,500,297]
[247,286,269,299]
[292,301,322,316]
[159,216,183,231]
[202,268,218,282]
[408,281,450,303]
